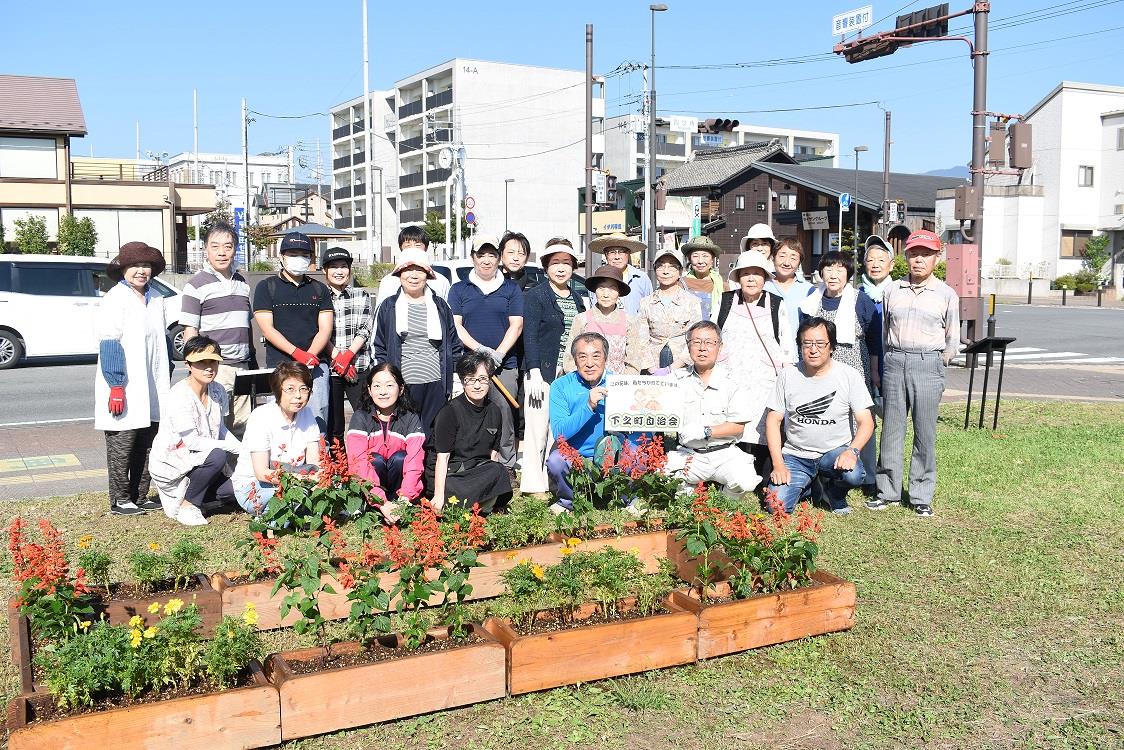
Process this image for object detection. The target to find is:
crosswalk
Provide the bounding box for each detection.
[954,346,1124,366]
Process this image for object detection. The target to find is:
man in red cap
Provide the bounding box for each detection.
[867,229,959,518]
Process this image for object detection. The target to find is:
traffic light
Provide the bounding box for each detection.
[895,3,949,41]
[842,38,899,63]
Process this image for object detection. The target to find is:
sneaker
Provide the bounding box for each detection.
[137,497,162,511]
[624,500,646,519]
[830,506,853,516]
[864,496,900,511]
[913,504,934,517]
[175,503,209,526]
[111,501,146,517]
[860,484,878,499]
[549,502,571,516]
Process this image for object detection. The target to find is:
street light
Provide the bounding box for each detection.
[647,3,668,268]
[853,145,868,256]
[504,178,515,231]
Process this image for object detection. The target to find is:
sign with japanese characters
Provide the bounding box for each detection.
[802,211,830,230]
[832,5,874,36]
[605,375,685,433]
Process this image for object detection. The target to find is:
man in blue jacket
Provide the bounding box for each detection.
[545,332,611,513]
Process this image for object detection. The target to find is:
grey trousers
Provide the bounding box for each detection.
[487,366,520,469]
[876,350,944,506]
[104,423,158,509]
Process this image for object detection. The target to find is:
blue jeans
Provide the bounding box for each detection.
[233,479,277,515]
[768,445,866,512]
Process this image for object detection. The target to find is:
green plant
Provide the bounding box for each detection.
[721,492,824,597]
[56,213,98,256]
[168,537,204,589]
[13,214,50,254]
[200,198,234,240]
[75,534,112,595]
[274,516,347,653]
[1082,234,1110,285]
[7,518,94,642]
[675,483,729,596]
[128,543,170,593]
[249,259,276,272]
[484,495,555,550]
[995,257,1012,266]
[203,605,264,689]
[234,531,283,581]
[251,440,369,537]
[891,253,947,281]
[353,262,395,288]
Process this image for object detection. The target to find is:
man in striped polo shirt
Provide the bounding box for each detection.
[868,229,960,517]
[180,222,254,437]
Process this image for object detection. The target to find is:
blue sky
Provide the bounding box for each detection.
[6,0,1124,177]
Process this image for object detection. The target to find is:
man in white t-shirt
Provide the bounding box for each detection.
[765,316,874,514]
[376,226,451,308]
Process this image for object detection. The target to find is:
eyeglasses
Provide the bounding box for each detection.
[689,339,720,349]
[462,376,490,386]
[281,386,311,395]
[800,341,831,350]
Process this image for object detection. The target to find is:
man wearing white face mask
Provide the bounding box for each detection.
[253,232,335,428]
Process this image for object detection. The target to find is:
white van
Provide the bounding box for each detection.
[0,255,185,369]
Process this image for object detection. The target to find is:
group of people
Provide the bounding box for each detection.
[94,216,958,527]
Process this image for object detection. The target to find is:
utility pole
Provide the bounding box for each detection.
[362,0,374,262]
[193,89,200,261]
[969,3,989,341]
[584,23,594,275]
[881,107,891,235]
[241,98,251,229]
[647,5,668,268]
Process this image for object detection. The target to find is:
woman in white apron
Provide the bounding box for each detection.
[94,242,171,516]
[149,336,242,526]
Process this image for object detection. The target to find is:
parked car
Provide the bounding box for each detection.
[0,254,186,370]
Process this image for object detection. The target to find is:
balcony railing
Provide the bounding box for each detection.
[426,167,452,184]
[69,162,170,182]
[352,183,366,197]
[399,172,425,189]
[334,186,351,200]
[351,150,366,165]
[398,99,424,118]
[427,129,451,145]
[635,137,686,157]
[400,207,425,223]
[425,89,453,110]
[333,154,351,170]
[335,216,353,229]
[352,215,366,228]
[399,136,423,154]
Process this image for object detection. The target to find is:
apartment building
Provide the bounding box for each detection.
[0,75,214,267]
[601,114,838,185]
[331,59,604,262]
[165,151,290,214]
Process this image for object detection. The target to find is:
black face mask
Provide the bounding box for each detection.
[504,267,525,279]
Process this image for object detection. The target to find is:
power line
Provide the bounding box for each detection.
[664,101,881,115]
[468,138,584,161]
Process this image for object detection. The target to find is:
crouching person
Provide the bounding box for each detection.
[765,316,874,514]
[664,321,760,496]
[232,362,322,515]
[346,363,425,523]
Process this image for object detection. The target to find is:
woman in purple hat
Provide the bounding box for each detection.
[94,242,172,516]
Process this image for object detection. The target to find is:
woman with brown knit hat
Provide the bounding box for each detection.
[94,241,172,516]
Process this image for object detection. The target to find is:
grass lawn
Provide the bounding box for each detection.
[2,400,1122,749]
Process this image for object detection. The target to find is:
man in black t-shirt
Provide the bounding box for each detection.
[252,232,334,426]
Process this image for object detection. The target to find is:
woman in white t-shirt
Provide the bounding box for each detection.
[232,362,322,515]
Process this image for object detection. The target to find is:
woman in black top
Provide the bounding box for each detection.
[424,352,513,514]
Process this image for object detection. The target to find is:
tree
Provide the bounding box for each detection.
[13,215,50,255]
[57,214,98,256]
[200,198,234,241]
[422,209,473,248]
[244,223,274,257]
[1082,233,1111,286]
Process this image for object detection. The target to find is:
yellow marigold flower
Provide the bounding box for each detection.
[561,547,574,556]
[130,629,142,648]
[128,615,144,628]
[77,535,93,550]
[242,604,259,627]
[78,620,91,631]
[630,546,641,556]
[147,542,160,551]
[147,602,161,614]
[566,537,582,548]
[143,626,158,639]
[447,496,460,506]
[227,629,236,638]
[463,512,472,521]
[531,564,545,581]
[504,551,518,560]
[163,598,184,615]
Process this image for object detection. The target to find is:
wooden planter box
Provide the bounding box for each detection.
[86,574,223,634]
[211,571,358,631]
[263,625,506,741]
[670,570,856,659]
[8,604,35,694]
[5,660,281,750]
[483,595,697,695]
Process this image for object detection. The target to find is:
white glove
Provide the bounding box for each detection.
[677,423,707,444]
[526,369,545,408]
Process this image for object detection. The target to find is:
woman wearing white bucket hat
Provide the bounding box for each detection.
[713,249,792,479]
[628,247,701,372]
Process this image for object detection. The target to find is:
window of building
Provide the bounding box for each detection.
[1117,127,1124,150]
[0,136,57,178]
[756,201,767,212]
[1115,204,1124,216]
[735,195,745,211]
[1060,229,1092,258]
[1078,165,1094,187]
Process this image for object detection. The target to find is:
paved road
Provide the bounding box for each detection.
[1,304,1121,501]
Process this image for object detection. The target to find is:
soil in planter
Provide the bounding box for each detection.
[514,604,675,637]
[90,577,207,601]
[218,573,280,587]
[26,667,258,724]
[284,633,487,675]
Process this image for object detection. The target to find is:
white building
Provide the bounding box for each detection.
[936,81,1124,294]
[166,151,290,216]
[601,114,838,185]
[331,59,603,262]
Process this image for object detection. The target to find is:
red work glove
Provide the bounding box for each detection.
[344,364,358,381]
[108,386,126,416]
[331,349,356,378]
[291,348,320,368]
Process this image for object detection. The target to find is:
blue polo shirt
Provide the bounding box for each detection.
[549,370,609,458]
[448,277,524,369]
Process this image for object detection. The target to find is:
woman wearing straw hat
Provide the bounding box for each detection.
[587,233,652,315]
[681,235,731,321]
[715,249,792,479]
[562,265,637,375]
[520,238,586,493]
[628,247,701,373]
[94,241,172,516]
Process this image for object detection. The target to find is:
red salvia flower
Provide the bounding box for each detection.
[252,531,281,575]
[336,561,355,590]
[556,437,586,469]
[383,525,411,568]
[411,501,446,568]
[322,516,348,558]
[359,542,385,568]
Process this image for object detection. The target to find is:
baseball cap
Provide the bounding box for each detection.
[279,232,313,255]
[472,234,501,255]
[321,246,353,266]
[904,229,941,253]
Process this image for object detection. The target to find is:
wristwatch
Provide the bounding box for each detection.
[848,447,860,457]
[703,426,712,441]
